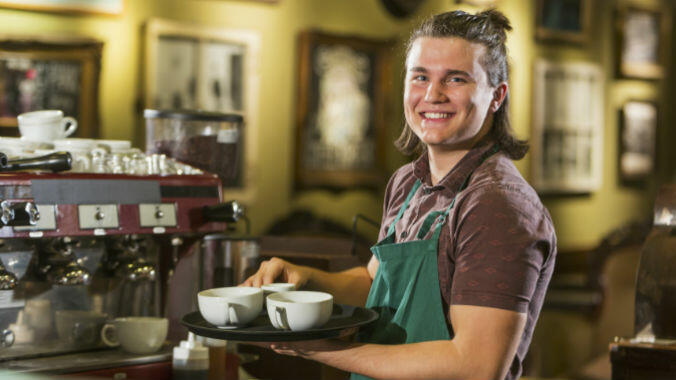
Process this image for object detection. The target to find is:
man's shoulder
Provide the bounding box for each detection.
[460,154,549,219]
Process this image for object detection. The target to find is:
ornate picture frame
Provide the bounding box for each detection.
[0,36,103,138]
[531,59,604,194]
[536,0,591,44]
[294,31,393,190]
[616,4,669,79]
[144,19,261,200]
[0,0,123,15]
[619,101,657,183]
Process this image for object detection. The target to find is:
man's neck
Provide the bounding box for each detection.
[427,148,470,186]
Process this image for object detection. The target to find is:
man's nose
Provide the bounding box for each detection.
[424,82,448,103]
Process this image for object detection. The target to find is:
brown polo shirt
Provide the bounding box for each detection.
[378,142,557,380]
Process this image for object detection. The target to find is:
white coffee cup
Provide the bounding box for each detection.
[261,283,296,295]
[53,139,99,172]
[267,291,333,331]
[198,286,263,328]
[17,110,77,142]
[101,317,168,354]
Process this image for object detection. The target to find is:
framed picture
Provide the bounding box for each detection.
[619,101,656,182]
[144,19,260,199]
[0,0,123,15]
[536,0,591,43]
[616,5,669,79]
[0,36,103,138]
[531,59,604,193]
[295,31,393,189]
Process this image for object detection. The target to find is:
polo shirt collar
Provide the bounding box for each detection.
[413,141,497,195]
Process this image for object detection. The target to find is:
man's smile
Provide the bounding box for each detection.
[420,112,455,120]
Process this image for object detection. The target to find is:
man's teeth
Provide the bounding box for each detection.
[423,112,451,119]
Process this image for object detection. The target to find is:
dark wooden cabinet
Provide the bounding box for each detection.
[611,342,676,380]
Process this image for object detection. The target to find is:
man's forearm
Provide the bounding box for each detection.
[304,340,491,380]
[304,266,372,306]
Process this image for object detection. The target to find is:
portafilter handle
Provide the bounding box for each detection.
[203,200,244,223]
[1,151,72,173]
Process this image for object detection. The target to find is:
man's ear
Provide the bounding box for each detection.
[490,82,508,113]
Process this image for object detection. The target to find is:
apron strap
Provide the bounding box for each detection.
[416,144,501,240]
[386,180,422,236]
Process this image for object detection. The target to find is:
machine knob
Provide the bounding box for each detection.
[0,329,14,348]
[94,209,105,221]
[155,208,164,219]
[0,201,39,227]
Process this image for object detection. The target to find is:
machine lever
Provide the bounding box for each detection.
[0,201,39,227]
[1,152,72,173]
[203,200,243,223]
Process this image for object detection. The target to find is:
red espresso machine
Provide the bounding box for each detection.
[0,110,245,378]
[0,168,237,375]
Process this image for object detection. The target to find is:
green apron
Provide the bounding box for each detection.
[350,147,497,380]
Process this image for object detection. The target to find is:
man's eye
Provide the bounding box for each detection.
[412,75,427,81]
[447,76,467,83]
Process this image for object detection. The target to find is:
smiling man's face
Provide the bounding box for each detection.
[404,37,498,151]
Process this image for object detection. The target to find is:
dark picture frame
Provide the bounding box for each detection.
[619,101,657,183]
[294,31,393,190]
[0,36,103,138]
[616,5,669,80]
[536,0,591,44]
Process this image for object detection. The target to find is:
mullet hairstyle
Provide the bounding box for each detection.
[395,9,529,160]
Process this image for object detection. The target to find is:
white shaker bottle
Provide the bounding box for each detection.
[172,332,208,380]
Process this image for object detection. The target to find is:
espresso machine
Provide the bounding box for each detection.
[0,153,239,374]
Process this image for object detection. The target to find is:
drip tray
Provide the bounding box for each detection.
[0,345,172,374]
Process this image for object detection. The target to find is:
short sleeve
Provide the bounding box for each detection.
[450,186,555,313]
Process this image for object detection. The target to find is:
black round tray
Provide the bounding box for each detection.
[182,304,378,342]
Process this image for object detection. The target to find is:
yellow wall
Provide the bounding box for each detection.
[0,0,669,251]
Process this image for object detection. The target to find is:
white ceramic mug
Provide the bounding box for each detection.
[267,291,333,331]
[18,110,77,142]
[198,287,263,328]
[261,283,296,295]
[23,299,52,340]
[53,139,98,172]
[100,317,168,354]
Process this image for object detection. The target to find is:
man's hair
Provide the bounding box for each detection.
[395,9,529,160]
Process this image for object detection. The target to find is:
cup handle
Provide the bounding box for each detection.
[274,306,290,330]
[62,116,78,137]
[223,301,232,325]
[100,323,119,347]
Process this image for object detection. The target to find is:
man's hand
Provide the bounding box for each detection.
[241,257,312,288]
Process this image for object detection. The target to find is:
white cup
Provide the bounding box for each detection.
[261,283,296,295]
[198,287,263,328]
[17,110,77,142]
[53,138,96,151]
[267,291,333,331]
[101,317,168,354]
[53,139,99,172]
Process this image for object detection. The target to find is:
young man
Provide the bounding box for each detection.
[244,9,556,380]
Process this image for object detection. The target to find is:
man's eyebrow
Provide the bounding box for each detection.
[408,67,471,77]
[444,69,471,77]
